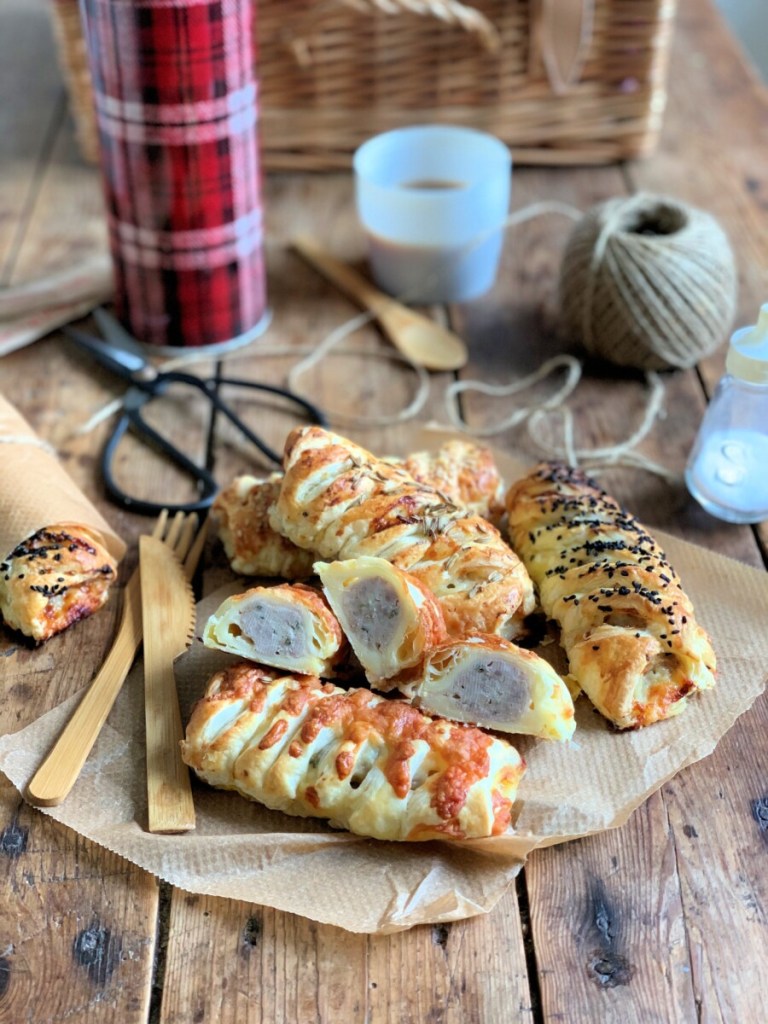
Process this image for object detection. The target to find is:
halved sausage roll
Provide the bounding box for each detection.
[212,474,314,579]
[314,556,446,683]
[505,462,717,729]
[269,426,535,639]
[181,662,526,842]
[393,635,576,741]
[203,582,346,678]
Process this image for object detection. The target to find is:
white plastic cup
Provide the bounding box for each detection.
[353,125,512,303]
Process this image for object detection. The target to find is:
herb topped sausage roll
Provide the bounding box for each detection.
[270,427,535,639]
[181,661,526,841]
[203,582,347,677]
[389,439,506,524]
[212,474,314,579]
[0,527,118,643]
[505,462,717,729]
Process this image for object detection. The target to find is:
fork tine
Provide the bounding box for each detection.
[183,517,209,581]
[151,509,170,540]
[173,513,198,563]
[164,511,186,549]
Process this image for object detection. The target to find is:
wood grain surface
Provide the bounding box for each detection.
[0,1,766,1021]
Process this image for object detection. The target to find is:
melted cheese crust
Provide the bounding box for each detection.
[181,662,525,841]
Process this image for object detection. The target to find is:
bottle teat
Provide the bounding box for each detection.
[726,302,768,384]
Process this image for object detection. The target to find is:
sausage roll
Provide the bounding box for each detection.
[387,439,505,524]
[314,556,446,683]
[212,474,314,579]
[269,426,535,639]
[181,662,526,842]
[203,582,346,678]
[505,462,717,729]
[0,526,118,643]
[391,635,575,741]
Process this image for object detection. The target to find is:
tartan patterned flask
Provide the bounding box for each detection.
[79,0,268,350]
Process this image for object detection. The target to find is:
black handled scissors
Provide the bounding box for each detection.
[64,308,327,516]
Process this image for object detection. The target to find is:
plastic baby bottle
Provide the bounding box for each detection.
[685,302,768,524]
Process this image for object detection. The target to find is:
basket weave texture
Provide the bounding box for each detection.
[49,0,677,170]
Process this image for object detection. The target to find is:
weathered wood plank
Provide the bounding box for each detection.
[367,894,533,1024]
[0,775,158,1023]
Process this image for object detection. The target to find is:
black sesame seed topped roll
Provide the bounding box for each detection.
[505,462,716,730]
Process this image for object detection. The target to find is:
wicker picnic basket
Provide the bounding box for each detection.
[49,0,677,170]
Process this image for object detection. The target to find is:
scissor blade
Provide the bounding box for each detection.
[92,307,148,361]
[63,324,147,379]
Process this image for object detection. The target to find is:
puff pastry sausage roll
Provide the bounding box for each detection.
[394,635,576,741]
[181,662,526,841]
[505,462,716,729]
[0,527,117,643]
[389,439,505,524]
[314,556,446,683]
[213,474,314,579]
[270,427,535,639]
[203,582,346,678]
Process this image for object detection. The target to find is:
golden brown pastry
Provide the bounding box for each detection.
[269,426,535,639]
[0,526,117,642]
[314,556,447,683]
[181,661,526,841]
[388,439,505,524]
[393,635,576,741]
[505,462,717,729]
[203,582,346,677]
[212,474,314,579]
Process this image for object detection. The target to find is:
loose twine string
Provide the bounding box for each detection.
[66,199,675,478]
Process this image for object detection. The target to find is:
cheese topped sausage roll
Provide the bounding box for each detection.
[505,462,716,729]
[203,582,346,678]
[270,426,535,639]
[0,527,117,643]
[314,556,446,683]
[212,474,314,579]
[393,635,575,741]
[389,439,505,524]
[181,662,526,842]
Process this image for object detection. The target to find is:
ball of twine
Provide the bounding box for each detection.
[558,193,738,371]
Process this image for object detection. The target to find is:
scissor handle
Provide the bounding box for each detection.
[101,372,327,515]
[102,404,219,515]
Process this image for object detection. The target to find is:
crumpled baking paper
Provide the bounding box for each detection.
[0,437,766,933]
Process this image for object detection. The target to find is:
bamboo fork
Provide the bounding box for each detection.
[26,510,207,808]
[141,518,204,834]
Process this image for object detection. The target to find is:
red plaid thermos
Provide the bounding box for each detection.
[80,0,269,350]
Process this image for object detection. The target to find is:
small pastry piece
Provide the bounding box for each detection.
[203,582,346,678]
[181,661,526,841]
[0,527,118,643]
[314,556,447,683]
[269,426,535,639]
[212,474,314,579]
[393,635,576,741]
[388,439,505,524]
[505,462,717,729]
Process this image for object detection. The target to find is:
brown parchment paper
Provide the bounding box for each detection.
[0,432,767,933]
[0,392,125,563]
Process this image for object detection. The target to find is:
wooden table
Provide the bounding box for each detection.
[1,0,766,1020]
